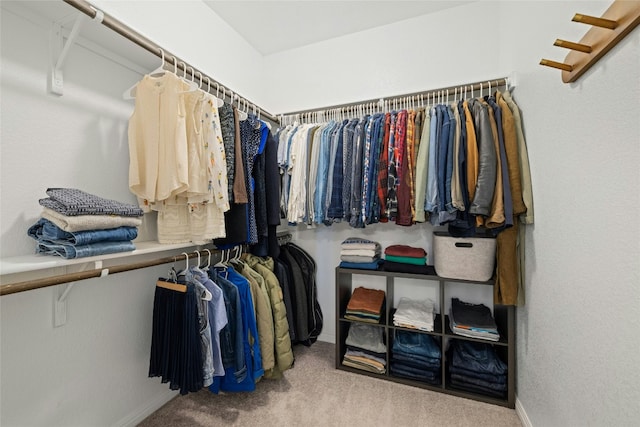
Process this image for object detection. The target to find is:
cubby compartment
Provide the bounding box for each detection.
[335,266,515,408]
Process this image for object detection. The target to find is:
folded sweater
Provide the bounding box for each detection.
[385,254,426,265]
[384,245,427,258]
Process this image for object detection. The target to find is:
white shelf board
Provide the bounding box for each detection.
[0,241,202,276]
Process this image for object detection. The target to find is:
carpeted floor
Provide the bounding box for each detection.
[139,341,522,427]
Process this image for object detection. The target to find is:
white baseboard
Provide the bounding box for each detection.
[318,332,336,344]
[113,389,178,427]
[516,396,533,427]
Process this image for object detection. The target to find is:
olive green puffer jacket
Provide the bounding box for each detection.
[243,254,294,376]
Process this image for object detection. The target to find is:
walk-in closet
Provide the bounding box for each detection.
[1,1,638,426]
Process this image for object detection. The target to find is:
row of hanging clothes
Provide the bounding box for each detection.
[275,84,534,236]
[126,50,281,257]
[149,239,322,395]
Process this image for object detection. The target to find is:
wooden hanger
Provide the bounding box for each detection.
[156,279,187,293]
[156,252,189,293]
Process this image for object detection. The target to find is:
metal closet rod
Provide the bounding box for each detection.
[0,248,222,296]
[62,0,279,123]
[279,77,509,118]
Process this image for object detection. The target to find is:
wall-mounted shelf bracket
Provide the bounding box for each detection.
[53,260,109,327]
[49,7,104,95]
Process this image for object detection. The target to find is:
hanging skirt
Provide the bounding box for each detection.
[149,281,203,395]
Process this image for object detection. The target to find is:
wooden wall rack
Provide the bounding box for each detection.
[540,0,640,83]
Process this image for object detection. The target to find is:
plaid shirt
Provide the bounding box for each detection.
[386,112,398,220]
[377,113,391,222]
[406,110,417,222]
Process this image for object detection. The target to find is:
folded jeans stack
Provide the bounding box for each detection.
[449,298,500,342]
[381,245,435,275]
[342,323,387,374]
[28,188,143,259]
[448,339,507,398]
[390,330,441,385]
[344,287,385,324]
[338,237,382,270]
[393,297,436,332]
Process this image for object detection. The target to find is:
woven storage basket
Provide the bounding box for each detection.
[433,232,496,281]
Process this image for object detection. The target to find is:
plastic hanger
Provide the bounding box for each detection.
[214,249,228,268]
[228,246,239,265]
[191,250,213,301]
[196,71,204,93]
[123,48,168,100]
[210,80,224,107]
[185,66,199,93]
[176,62,198,93]
[176,252,190,276]
[203,248,212,270]
[235,94,248,121]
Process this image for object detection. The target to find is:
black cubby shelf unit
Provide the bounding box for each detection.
[335,267,515,408]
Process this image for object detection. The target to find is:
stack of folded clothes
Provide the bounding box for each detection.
[449,298,500,342]
[393,297,436,332]
[342,323,387,374]
[390,330,441,385]
[27,188,143,259]
[381,245,435,275]
[338,237,382,270]
[448,340,507,398]
[344,287,385,324]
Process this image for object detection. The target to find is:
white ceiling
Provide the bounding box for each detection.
[204,1,474,55]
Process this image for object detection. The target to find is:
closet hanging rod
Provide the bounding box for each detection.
[62,0,279,123]
[278,77,509,117]
[0,248,218,297]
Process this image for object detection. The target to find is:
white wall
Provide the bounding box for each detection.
[497,2,640,426]
[263,0,503,345]
[0,2,266,425]
[90,0,267,108]
[263,1,640,426]
[264,1,502,113]
[2,1,639,426]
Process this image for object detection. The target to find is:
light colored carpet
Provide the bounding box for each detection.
[139,341,521,427]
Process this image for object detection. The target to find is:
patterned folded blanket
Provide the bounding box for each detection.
[39,188,144,217]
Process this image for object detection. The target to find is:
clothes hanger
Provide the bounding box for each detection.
[196,71,204,93]
[214,249,228,268]
[203,248,212,270]
[175,62,197,93]
[229,246,241,265]
[123,48,167,100]
[233,94,248,121]
[184,66,199,93]
[156,251,187,292]
[210,81,224,107]
[191,250,213,301]
[176,252,190,276]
